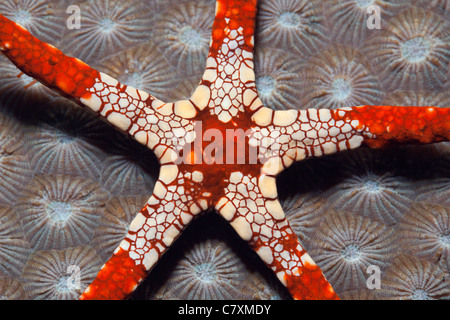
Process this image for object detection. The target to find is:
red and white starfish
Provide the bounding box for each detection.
[0,0,448,300]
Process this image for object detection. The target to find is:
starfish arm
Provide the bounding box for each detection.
[80,176,202,300]
[0,13,178,141]
[251,106,450,174]
[252,216,339,300]
[215,173,339,300]
[330,105,450,149]
[208,0,257,59]
[189,0,258,119]
[251,107,352,176]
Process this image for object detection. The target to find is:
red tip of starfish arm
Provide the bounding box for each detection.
[284,263,339,300]
[210,0,257,57]
[333,106,450,148]
[0,14,99,100]
[79,248,147,300]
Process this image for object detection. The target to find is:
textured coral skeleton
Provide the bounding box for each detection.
[0,0,449,300]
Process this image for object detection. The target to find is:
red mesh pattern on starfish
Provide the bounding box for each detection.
[210,0,257,57]
[0,0,449,300]
[0,15,97,99]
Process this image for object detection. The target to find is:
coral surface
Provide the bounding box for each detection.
[0,0,448,300]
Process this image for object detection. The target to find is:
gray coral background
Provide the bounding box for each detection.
[0,0,449,300]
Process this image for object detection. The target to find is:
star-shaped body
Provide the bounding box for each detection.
[0,0,448,300]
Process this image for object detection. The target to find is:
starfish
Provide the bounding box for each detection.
[0,0,449,300]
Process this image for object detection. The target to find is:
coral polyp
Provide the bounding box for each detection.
[377,254,450,300]
[301,45,383,110]
[153,0,214,76]
[364,6,450,91]
[322,0,408,46]
[16,175,108,250]
[257,0,327,56]
[309,211,397,293]
[399,203,450,269]
[22,246,102,300]
[254,47,303,110]
[61,0,152,63]
[96,42,179,103]
[25,100,106,179]
[162,239,246,300]
[325,149,414,225]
